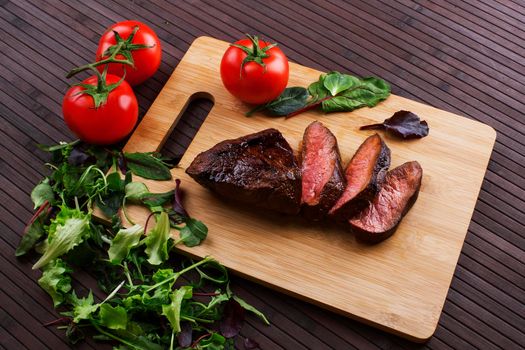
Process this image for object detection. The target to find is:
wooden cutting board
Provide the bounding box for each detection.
[118,37,496,342]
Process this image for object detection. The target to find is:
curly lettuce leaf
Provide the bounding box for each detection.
[33,206,91,270]
[38,258,72,307]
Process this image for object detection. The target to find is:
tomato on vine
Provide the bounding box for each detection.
[62,70,138,145]
[93,21,162,86]
[220,34,289,105]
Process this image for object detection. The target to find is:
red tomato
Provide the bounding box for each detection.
[96,20,161,86]
[220,35,289,104]
[63,74,138,145]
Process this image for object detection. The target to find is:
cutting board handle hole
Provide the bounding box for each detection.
[160,92,215,161]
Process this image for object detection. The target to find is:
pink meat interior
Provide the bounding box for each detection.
[301,122,337,205]
[329,134,382,213]
[350,161,422,232]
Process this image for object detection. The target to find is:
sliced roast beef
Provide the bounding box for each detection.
[349,161,423,243]
[300,121,345,220]
[186,128,301,215]
[329,134,391,220]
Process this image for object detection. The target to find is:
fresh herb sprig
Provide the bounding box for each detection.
[16,141,267,349]
[247,71,390,118]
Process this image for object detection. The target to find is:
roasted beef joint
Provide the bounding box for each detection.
[300,121,346,220]
[349,161,423,243]
[186,128,301,215]
[329,133,391,220]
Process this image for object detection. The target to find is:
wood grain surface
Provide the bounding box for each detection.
[115,36,496,342]
[2,1,524,349]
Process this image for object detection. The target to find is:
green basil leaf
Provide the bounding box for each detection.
[124,153,172,181]
[323,71,358,96]
[31,179,54,209]
[264,87,308,116]
[161,286,193,333]
[99,304,128,330]
[307,78,329,103]
[144,212,171,265]
[321,77,390,113]
[321,96,367,112]
[179,218,208,247]
[33,206,91,270]
[38,258,72,307]
[232,295,270,325]
[108,224,144,264]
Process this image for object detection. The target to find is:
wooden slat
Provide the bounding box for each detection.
[1,0,524,348]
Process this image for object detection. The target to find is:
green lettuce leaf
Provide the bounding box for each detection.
[33,206,91,270]
[124,182,149,201]
[108,224,144,264]
[38,258,72,307]
[144,212,171,265]
[161,286,192,333]
[70,290,99,323]
[99,304,128,330]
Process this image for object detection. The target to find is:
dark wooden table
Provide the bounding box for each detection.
[1,1,524,349]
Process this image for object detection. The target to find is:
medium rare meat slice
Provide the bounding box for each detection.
[329,134,390,219]
[186,128,301,215]
[349,161,423,243]
[300,121,345,220]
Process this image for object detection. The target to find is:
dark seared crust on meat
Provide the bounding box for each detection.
[349,161,423,243]
[300,122,346,220]
[185,128,301,215]
[330,134,391,221]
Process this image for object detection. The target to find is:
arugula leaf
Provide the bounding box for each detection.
[323,71,358,96]
[108,225,144,264]
[38,258,72,307]
[70,290,99,323]
[124,153,172,180]
[99,304,128,330]
[144,212,171,265]
[233,295,270,325]
[161,286,192,333]
[16,208,48,257]
[31,179,54,209]
[179,218,208,247]
[33,206,91,270]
